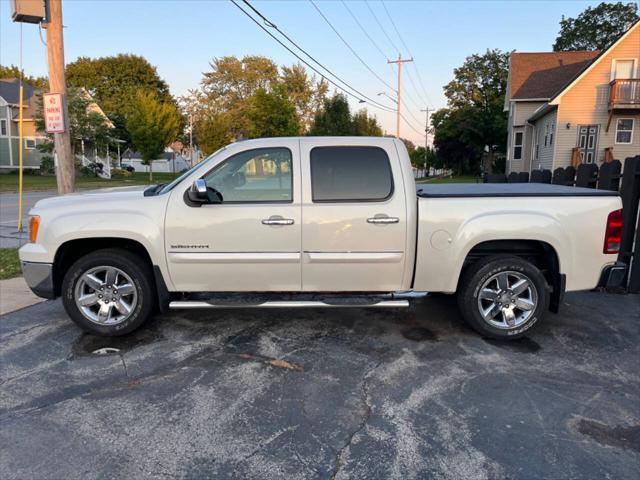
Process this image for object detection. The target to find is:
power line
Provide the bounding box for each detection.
[232,0,395,113]
[380,0,435,108]
[400,112,426,138]
[309,0,396,93]
[340,0,388,61]
[339,0,425,132]
[364,0,401,56]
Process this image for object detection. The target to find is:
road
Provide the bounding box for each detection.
[1,292,639,479]
[0,190,56,248]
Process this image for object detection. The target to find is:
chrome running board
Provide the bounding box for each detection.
[169,299,409,309]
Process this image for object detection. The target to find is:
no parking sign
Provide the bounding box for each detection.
[43,93,65,133]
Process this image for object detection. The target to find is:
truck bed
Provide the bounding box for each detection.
[417,183,619,198]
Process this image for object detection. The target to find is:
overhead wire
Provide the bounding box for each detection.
[380,0,435,109]
[309,0,395,93]
[236,0,395,112]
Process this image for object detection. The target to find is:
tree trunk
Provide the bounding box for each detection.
[149,161,153,183]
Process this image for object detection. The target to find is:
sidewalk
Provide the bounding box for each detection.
[0,276,45,315]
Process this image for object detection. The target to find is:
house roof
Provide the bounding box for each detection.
[0,78,42,119]
[549,19,640,105]
[509,51,599,100]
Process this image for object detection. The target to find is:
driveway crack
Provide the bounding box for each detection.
[330,359,382,480]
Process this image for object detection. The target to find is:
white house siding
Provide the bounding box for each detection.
[554,26,640,168]
[507,101,546,173]
[532,109,558,171]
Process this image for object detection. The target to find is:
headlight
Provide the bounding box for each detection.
[28,215,40,243]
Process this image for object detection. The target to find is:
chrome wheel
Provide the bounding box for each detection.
[477,271,537,330]
[74,266,137,326]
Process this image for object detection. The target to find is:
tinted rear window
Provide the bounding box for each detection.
[310,146,393,202]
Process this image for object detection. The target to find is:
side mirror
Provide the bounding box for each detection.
[187,179,208,203]
[186,179,223,206]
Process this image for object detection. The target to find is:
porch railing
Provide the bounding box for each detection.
[609,78,640,108]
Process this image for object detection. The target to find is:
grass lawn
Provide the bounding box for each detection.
[0,172,181,193]
[416,175,478,184]
[0,248,21,280]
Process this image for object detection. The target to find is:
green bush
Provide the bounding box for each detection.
[111,168,132,178]
[40,156,55,175]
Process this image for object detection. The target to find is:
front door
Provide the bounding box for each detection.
[578,125,599,164]
[164,141,302,291]
[299,139,408,291]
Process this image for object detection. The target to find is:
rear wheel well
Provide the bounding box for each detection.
[53,238,153,297]
[460,240,563,312]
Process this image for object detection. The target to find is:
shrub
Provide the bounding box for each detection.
[40,156,55,175]
[111,168,132,178]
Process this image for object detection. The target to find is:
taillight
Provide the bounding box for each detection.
[603,209,623,254]
[28,215,40,243]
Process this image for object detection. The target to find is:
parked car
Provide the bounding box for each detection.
[120,163,135,173]
[19,137,625,339]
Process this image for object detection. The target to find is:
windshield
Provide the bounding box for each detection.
[158,146,227,194]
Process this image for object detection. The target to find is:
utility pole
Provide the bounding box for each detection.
[44,0,74,194]
[387,54,413,138]
[420,107,432,176]
[188,114,194,167]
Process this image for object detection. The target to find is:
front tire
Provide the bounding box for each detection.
[62,248,155,336]
[457,256,550,339]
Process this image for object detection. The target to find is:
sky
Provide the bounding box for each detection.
[1,0,597,144]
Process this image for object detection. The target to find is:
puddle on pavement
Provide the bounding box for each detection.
[483,337,541,353]
[70,328,164,359]
[402,327,438,342]
[573,418,640,452]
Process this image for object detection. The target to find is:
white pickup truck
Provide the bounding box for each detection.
[20,137,625,340]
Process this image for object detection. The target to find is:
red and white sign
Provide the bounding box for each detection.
[43,93,65,133]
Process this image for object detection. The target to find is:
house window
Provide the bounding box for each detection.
[0,119,6,136]
[544,125,548,147]
[615,118,634,144]
[24,138,36,150]
[513,132,523,160]
[550,124,554,145]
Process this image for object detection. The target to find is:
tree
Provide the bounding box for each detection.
[280,63,328,132]
[0,65,48,89]
[434,49,509,174]
[431,108,481,175]
[66,54,175,149]
[352,109,383,136]
[127,91,181,182]
[200,55,279,139]
[308,93,353,135]
[553,2,639,51]
[248,85,300,138]
[183,56,330,153]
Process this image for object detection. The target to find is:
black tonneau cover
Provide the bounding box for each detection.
[417,183,619,198]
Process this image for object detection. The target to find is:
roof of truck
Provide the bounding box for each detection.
[417,183,619,198]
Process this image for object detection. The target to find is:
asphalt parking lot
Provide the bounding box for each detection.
[1,291,639,479]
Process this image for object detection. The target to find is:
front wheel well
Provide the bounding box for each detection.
[460,240,563,312]
[52,238,154,297]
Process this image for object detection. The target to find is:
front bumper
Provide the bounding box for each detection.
[21,261,56,299]
[598,261,628,289]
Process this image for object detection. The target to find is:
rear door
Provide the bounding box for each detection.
[300,138,408,291]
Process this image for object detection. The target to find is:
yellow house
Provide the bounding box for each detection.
[0,78,48,169]
[505,20,640,174]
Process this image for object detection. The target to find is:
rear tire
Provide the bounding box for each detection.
[457,255,550,339]
[62,248,155,336]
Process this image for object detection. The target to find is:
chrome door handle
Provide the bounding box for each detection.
[262,216,294,226]
[367,216,400,224]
